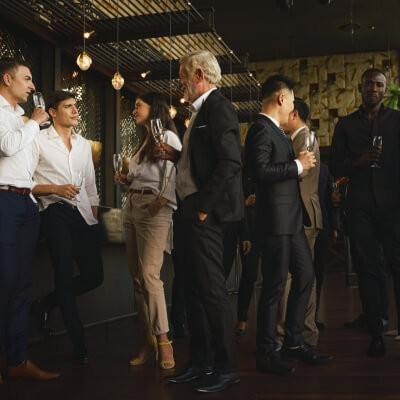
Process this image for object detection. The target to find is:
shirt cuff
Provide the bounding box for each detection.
[294,159,303,175]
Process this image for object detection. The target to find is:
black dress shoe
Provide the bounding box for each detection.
[30,299,52,336]
[344,314,366,330]
[166,365,213,383]
[367,335,386,358]
[281,345,333,365]
[194,371,240,393]
[256,352,294,375]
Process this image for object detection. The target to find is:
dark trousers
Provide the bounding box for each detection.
[257,231,314,355]
[170,208,186,329]
[182,211,237,373]
[41,203,103,352]
[314,227,329,316]
[347,206,399,335]
[0,190,40,365]
[222,223,259,322]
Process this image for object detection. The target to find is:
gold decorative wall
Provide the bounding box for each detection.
[250,50,399,146]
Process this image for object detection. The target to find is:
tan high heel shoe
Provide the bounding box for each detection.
[129,336,158,366]
[158,340,175,370]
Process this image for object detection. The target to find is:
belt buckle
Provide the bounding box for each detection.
[22,188,29,195]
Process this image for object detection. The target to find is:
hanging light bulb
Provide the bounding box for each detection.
[184,117,190,128]
[76,52,92,71]
[112,72,125,90]
[77,0,92,71]
[140,70,150,78]
[112,0,124,90]
[169,105,177,119]
[180,97,186,104]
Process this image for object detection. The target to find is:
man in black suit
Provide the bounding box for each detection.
[159,50,243,393]
[245,75,331,375]
[330,68,400,357]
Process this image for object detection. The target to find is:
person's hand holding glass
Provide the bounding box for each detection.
[32,92,51,127]
[113,153,127,184]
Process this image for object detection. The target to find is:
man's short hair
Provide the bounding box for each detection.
[361,68,386,82]
[180,50,221,85]
[45,90,76,112]
[293,97,310,122]
[261,74,295,100]
[0,57,31,84]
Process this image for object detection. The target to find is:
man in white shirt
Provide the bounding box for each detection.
[0,57,59,382]
[31,90,103,365]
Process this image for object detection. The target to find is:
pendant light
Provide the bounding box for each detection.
[112,0,124,90]
[76,0,92,71]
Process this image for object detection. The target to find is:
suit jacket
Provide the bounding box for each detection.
[329,105,400,209]
[245,114,309,237]
[184,89,244,223]
[291,126,323,230]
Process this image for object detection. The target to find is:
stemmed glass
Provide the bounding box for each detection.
[113,153,123,184]
[32,92,51,127]
[305,130,316,152]
[150,118,164,143]
[371,136,382,168]
[73,171,83,202]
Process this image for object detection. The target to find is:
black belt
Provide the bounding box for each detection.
[57,201,78,210]
[130,189,153,195]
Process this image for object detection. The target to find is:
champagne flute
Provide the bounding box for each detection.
[32,92,51,127]
[73,171,84,202]
[113,153,123,184]
[371,136,382,168]
[150,118,165,155]
[305,130,316,152]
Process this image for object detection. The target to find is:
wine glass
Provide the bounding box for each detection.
[305,130,316,152]
[150,118,166,156]
[32,92,51,127]
[73,171,84,202]
[371,136,382,168]
[113,153,123,184]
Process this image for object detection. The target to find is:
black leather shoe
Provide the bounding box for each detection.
[344,314,366,330]
[30,299,52,336]
[281,345,333,365]
[194,371,240,393]
[256,352,294,375]
[166,365,213,383]
[367,335,386,357]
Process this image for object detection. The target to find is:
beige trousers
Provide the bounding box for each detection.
[276,228,319,346]
[123,192,172,336]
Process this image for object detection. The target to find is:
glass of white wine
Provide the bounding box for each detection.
[305,130,316,152]
[113,153,123,184]
[32,92,51,127]
[150,118,165,155]
[73,171,83,202]
[371,136,382,168]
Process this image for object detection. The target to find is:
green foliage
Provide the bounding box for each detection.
[383,85,400,110]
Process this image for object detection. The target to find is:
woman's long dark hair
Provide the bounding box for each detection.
[134,92,178,164]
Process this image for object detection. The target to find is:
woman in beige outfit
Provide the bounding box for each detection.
[116,92,181,369]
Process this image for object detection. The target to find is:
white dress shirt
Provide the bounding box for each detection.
[176,87,217,201]
[127,129,182,210]
[32,125,99,225]
[0,94,40,188]
[260,112,303,175]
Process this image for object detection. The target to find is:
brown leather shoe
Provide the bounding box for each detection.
[7,360,60,380]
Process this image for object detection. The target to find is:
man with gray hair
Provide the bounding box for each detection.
[159,50,243,392]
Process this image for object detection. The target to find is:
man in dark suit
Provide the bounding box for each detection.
[159,50,243,393]
[330,68,400,357]
[245,75,331,375]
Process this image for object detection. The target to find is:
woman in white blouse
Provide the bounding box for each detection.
[116,92,181,369]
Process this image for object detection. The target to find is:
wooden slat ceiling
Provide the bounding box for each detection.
[1,0,261,122]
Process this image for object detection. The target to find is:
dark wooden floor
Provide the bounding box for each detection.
[2,267,400,400]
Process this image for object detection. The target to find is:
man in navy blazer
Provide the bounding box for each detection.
[160,50,243,393]
[245,75,331,375]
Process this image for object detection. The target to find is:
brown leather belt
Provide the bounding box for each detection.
[0,185,31,195]
[130,189,153,195]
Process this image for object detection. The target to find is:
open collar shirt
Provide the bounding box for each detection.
[0,94,40,189]
[32,125,99,225]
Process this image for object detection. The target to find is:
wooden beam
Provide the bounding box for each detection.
[61,8,215,47]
